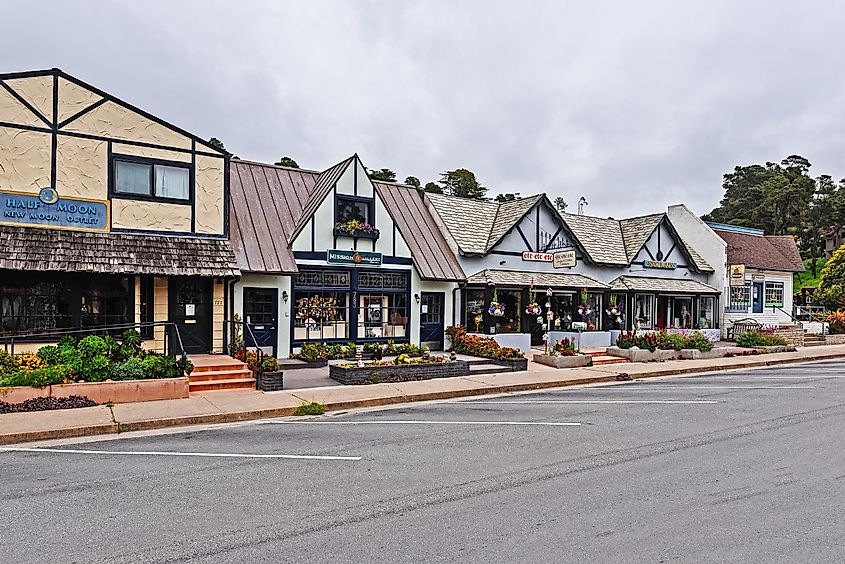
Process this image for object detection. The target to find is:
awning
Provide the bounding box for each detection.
[466,269,609,289]
[609,276,720,294]
[0,226,240,277]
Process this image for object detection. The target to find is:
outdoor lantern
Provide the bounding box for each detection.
[546,287,553,297]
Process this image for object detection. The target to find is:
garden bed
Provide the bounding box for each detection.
[0,377,189,405]
[329,360,469,385]
[532,354,592,369]
[607,346,680,362]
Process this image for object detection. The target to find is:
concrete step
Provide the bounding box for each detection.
[191,362,249,373]
[188,369,254,382]
[189,378,256,392]
[591,355,629,365]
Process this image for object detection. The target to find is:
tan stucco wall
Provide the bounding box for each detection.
[111,198,192,232]
[55,136,107,199]
[4,76,53,123]
[195,154,225,234]
[0,126,51,190]
[63,101,192,150]
[0,88,45,128]
[57,77,101,123]
[212,280,225,353]
[112,142,192,163]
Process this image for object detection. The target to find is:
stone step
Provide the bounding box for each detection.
[188,369,254,382]
[191,362,249,373]
[189,378,256,393]
[590,355,629,365]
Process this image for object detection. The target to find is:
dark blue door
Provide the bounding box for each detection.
[244,287,278,356]
[752,282,764,314]
[420,292,445,350]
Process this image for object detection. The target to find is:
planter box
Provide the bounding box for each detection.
[548,331,612,349]
[333,228,379,240]
[257,371,283,391]
[606,346,680,362]
[679,348,728,360]
[532,354,592,369]
[467,332,531,353]
[489,357,529,372]
[51,377,189,404]
[329,360,469,385]
[0,385,49,404]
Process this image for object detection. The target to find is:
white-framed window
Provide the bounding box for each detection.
[114,157,190,201]
[634,293,656,329]
[727,284,751,312]
[698,296,716,329]
[764,282,784,307]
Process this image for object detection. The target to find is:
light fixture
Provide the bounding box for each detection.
[282,290,288,303]
[414,293,420,304]
[499,260,506,266]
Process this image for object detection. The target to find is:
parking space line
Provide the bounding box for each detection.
[456,400,719,405]
[269,420,581,427]
[0,447,361,461]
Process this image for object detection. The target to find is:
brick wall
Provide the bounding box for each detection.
[823,334,845,345]
[330,361,470,385]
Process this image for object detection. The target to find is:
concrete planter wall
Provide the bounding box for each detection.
[606,346,680,362]
[329,361,470,385]
[532,354,592,369]
[0,377,189,405]
[257,371,283,391]
[468,333,531,353]
[489,358,529,372]
[548,331,612,349]
[679,348,727,360]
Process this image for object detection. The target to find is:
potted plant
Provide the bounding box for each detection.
[333,219,380,239]
[605,294,623,328]
[488,289,505,317]
[525,282,541,316]
[256,356,283,391]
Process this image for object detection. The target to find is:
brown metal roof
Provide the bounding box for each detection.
[374,182,465,281]
[0,226,239,277]
[229,159,465,280]
[229,159,318,273]
[713,229,805,272]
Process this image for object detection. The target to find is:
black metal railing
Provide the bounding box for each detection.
[0,321,189,374]
[223,319,265,374]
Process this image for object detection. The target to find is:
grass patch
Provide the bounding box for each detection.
[293,402,326,416]
[794,257,826,288]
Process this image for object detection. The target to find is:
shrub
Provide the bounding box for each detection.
[656,332,687,351]
[260,356,280,373]
[108,357,149,381]
[682,332,713,352]
[549,338,578,357]
[293,402,326,416]
[2,364,74,388]
[736,331,788,347]
[445,326,525,359]
[77,335,108,360]
[36,345,61,366]
[292,342,329,361]
[826,310,845,335]
[0,350,17,377]
[14,351,46,373]
[367,372,381,384]
[142,353,185,379]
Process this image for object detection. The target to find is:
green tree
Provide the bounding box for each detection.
[495,193,519,202]
[208,137,225,151]
[423,181,443,194]
[439,168,487,199]
[275,156,299,168]
[404,176,421,188]
[554,196,568,213]
[814,246,845,308]
[368,168,397,182]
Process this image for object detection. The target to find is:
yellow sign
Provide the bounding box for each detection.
[729,264,746,286]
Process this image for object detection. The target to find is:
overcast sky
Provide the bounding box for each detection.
[3,1,844,217]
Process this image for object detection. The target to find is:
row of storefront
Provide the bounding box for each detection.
[0,68,803,356]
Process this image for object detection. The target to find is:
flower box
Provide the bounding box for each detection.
[679,348,728,360]
[0,377,190,405]
[329,360,469,385]
[333,227,380,240]
[488,358,529,372]
[606,346,680,362]
[257,370,284,391]
[532,354,592,369]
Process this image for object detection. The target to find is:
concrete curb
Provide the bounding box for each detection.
[2,350,844,445]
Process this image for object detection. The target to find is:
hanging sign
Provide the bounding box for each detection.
[522,251,554,262]
[327,249,382,265]
[643,260,677,270]
[0,188,110,232]
[729,264,746,286]
[553,250,576,268]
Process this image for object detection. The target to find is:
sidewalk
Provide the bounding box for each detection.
[2,345,845,445]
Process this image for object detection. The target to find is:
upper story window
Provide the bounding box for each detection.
[334,195,378,239]
[113,156,190,202]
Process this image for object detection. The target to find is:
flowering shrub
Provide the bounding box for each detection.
[446,326,525,360]
[736,331,788,347]
[616,330,713,352]
[14,351,46,373]
[549,338,578,356]
[826,310,845,334]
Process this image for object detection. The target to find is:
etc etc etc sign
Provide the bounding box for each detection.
[522,250,576,268]
[0,188,110,232]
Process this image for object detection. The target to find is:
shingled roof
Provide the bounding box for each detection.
[466,269,609,289]
[609,276,720,294]
[229,158,465,280]
[713,228,805,272]
[0,226,239,276]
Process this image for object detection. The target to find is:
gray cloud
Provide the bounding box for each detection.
[2,0,843,218]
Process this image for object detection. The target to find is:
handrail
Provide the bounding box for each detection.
[223,319,266,374]
[781,304,828,337]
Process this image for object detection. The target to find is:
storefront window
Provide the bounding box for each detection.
[634,294,656,329]
[293,290,349,341]
[548,293,574,331]
[728,284,751,312]
[698,296,716,329]
[80,277,131,327]
[604,293,626,330]
[358,293,407,338]
[578,292,601,331]
[464,289,486,332]
[764,282,784,307]
[493,289,522,333]
[671,297,693,329]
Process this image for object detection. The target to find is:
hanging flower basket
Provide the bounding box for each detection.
[525,303,541,316]
[488,289,505,317]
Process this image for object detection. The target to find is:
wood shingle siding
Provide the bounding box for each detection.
[0,226,239,276]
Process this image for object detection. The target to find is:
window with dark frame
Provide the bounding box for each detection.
[140,276,154,339]
[728,284,751,312]
[764,282,784,307]
[114,156,190,201]
[335,196,373,225]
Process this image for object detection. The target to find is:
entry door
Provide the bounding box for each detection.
[419,292,445,350]
[169,277,212,355]
[752,282,764,313]
[244,287,278,356]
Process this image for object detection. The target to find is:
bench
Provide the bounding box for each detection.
[727,318,762,340]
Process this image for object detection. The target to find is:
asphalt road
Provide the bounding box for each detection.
[2,360,845,563]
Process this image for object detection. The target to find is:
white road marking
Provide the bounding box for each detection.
[693,375,839,380]
[0,447,361,461]
[458,400,719,405]
[588,385,815,390]
[270,420,581,427]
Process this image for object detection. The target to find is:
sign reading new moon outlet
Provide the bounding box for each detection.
[1,189,110,232]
